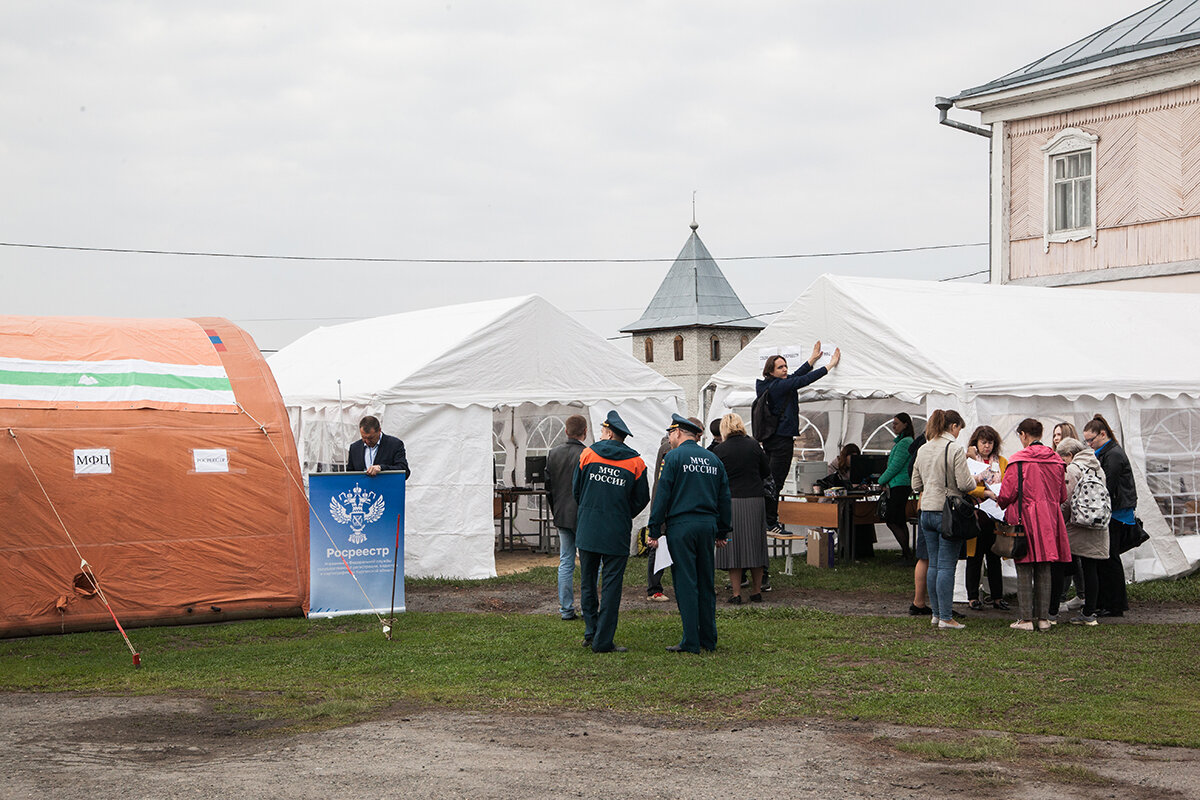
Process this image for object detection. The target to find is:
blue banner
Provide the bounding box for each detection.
[308,472,405,618]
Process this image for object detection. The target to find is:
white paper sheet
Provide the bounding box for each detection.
[814,343,838,370]
[967,458,990,477]
[978,483,1005,521]
[654,535,673,572]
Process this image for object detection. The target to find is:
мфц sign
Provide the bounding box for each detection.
[308,472,405,618]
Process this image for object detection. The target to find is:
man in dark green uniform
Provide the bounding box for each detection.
[572,410,650,653]
[647,413,732,653]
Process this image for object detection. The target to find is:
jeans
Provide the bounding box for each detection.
[921,511,959,622]
[557,527,577,617]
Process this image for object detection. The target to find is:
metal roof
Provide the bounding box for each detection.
[620,224,764,333]
[954,0,1200,102]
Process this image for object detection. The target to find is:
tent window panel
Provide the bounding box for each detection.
[673,335,684,361]
[524,415,568,508]
[644,337,653,363]
[710,335,720,361]
[1143,408,1200,536]
[862,414,927,455]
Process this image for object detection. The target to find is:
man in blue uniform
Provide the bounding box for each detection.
[573,410,650,653]
[648,413,732,654]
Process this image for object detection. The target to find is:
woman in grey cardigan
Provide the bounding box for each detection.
[1056,437,1111,626]
[911,409,981,630]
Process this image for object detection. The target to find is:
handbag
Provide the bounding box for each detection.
[876,488,890,522]
[940,443,981,541]
[1115,517,1150,554]
[991,463,1028,559]
[762,474,777,500]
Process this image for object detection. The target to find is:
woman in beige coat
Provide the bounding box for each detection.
[1055,437,1111,626]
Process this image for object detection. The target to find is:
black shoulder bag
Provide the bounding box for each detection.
[940,442,981,541]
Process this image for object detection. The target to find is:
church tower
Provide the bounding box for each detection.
[621,222,764,416]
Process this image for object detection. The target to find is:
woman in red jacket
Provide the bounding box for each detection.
[996,418,1072,631]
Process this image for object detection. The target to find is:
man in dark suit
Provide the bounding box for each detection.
[347,415,410,477]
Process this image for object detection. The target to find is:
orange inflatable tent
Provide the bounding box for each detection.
[0,316,309,637]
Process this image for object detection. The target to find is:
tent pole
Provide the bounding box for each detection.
[338,378,346,470]
[388,512,400,642]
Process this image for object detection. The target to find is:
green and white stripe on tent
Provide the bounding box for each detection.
[0,356,235,407]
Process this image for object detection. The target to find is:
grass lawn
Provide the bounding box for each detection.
[2,598,1197,747]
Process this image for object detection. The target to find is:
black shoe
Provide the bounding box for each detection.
[594,645,627,653]
[952,610,966,620]
[581,637,593,648]
[1096,609,1125,618]
[761,582,773,592]
[727,595,743,605]
[561,611,578,621]
[740,578,750,588]
[749,593,763,603]
[908,603,932,616]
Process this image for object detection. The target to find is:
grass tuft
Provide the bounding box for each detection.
[893,735,1019,762]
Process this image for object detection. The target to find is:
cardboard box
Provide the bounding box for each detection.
[807,528,835,568]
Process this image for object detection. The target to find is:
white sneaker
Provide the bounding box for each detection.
[1066,596,1085,611]
[938,619,966,630]
[930,615,938,626]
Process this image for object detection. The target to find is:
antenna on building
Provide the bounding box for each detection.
[691,191,699,231]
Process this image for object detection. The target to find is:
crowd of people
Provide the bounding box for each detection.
[540,339,1142,650]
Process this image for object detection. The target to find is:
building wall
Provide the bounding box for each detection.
[1007,83,1200,284]
[631,328,758,417]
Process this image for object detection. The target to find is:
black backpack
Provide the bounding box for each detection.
[751,388,779,442]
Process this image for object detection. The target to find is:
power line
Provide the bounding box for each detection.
[938,268,990,282]
[0,239,988,265]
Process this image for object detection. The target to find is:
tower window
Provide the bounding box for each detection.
[644,337,653,363]
[710,335,720,361]
[673,335,684,361]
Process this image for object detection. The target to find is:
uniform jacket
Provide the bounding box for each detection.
[996,443,1071,564]
[911,433,976,512]
[1063,449,1111,560]
[572,439,649,555]
[347,433,410,476]
[754,363,829,438]
[1095,440,1137,512]
[545,437,586,530]
[647,440,732,536]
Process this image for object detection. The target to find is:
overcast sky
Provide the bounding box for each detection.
[1,1,1139,351]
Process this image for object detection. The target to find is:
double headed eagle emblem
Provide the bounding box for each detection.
[329,483,386,545]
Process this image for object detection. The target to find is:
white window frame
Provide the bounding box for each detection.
[1042,127,1099,252]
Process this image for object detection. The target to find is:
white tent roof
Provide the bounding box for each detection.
[270,294,684,407]
[709,274,1200,406]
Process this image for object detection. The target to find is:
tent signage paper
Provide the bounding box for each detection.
[73,449,112,475]
[757,345,804,368]
[192,449,229,473]
[309,472,405,618]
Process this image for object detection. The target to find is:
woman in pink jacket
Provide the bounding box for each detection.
[996,418,1072,632]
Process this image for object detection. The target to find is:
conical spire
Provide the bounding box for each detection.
[621,225,763,333]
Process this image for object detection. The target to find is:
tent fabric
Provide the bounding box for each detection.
[1,317,309,638]
[0,316,237,412]
[709,274,1200,407]
[270,295,686,580]
[704,274,1200,582]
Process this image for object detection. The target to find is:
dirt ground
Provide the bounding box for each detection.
[5,550,1199,800]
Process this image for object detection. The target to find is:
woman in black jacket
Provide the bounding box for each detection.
[1082,414,1137,617]
[713,412,771,603]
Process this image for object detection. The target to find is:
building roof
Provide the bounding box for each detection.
[621,223,764,333]
[954,0,1200,102]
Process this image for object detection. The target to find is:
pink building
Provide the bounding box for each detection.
[941,0,1200,294]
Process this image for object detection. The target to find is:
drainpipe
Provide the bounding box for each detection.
[935,96,991,138]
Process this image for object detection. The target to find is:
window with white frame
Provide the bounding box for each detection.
[1042,127,1099,250]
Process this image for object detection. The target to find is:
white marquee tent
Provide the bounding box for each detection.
[705,274,1200,581]
[270,295,685,579]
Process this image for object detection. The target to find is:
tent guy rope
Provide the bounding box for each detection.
[235,405,393,638]
[6,428,140,666]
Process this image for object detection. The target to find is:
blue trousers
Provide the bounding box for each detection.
[921,510,959,622]
[667,521,718,653]
[578,549,628,652]
[557,527,577,617]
